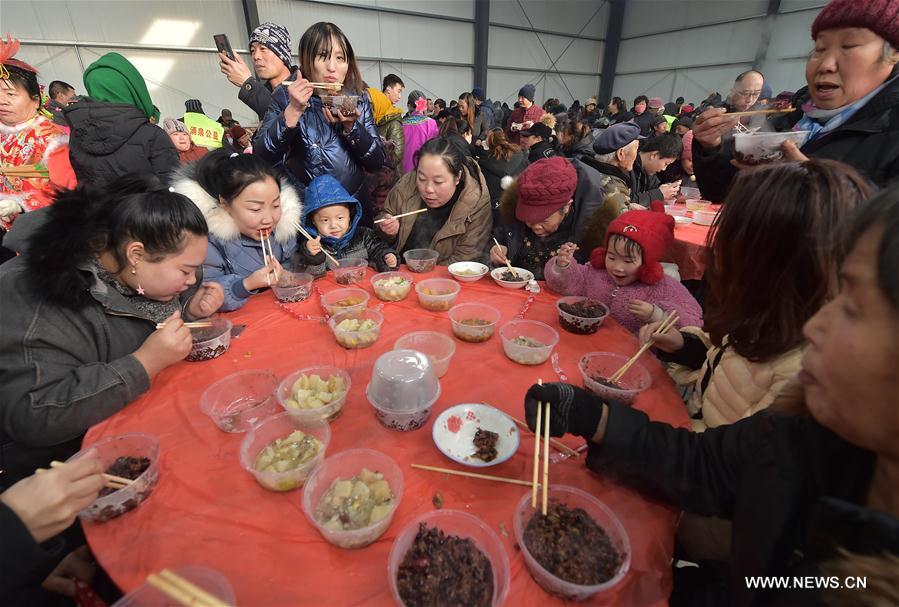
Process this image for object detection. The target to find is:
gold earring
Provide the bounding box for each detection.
[131,265,137,275]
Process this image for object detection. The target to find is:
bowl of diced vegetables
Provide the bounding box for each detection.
[276,365,351,422]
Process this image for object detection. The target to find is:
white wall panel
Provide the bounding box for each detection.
[617,20,764,74]
[779,0,826,12]
[622,0,767,38]
[282,0,474,20]
[487,69,599,106]
[381,62,474,101]
[766,10,817,59]
[489,26,602,73]
[614,63,753,108]
[489,0,608,39]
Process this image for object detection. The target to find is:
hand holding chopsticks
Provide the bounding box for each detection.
[42,460,133,490]
[292,221,340,267]
[493,237,515,273]
[725,107,794,118]
[531,379,551,515]
[609,311,680,384]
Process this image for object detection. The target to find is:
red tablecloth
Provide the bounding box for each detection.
[664,205,718,281]
[83,267,690,606]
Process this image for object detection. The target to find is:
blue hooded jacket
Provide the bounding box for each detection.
[297,175,396,274]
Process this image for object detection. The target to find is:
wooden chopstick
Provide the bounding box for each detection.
[725,107,794,118]
[509,415,578,456]
[264,230,279,282]
[259,230,272,286]
[609,312,680,383]
[411,464,536,487]
[292,221,341,267]
[279,81,343,90]
[374,208,427,223]
[158,569,232,607]
[531,399,542,508]
[48,460,132,489]
[155,321,214,329]
[542,403,550,516]
[492,237,515,273]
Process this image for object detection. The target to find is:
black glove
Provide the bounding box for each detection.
[523,382,603,439]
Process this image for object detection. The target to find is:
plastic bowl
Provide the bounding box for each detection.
[448,302,501,343]
[556,296,610,335]
[513,486,631,601]
[199,369,280,432]
[186,317,232,362]
[371,271,414,301]
[388,509,511,607]
[366,349,440,431]
[272,270,313,302]
[67,433,160,523]
[663,204,688,217]
[692,209,717,225]
[320,287,370,316]
[578,352,651,404]
[328,257,368,285]
[111,566,235,607]
[685,199,712,211]
[415,278,461,312]
[432,403,520,467]
[673,215,693,225]
[276,365,351,422]
[500,320,559,366]
[403,248,439,273]
[393,331,456,378]
[490,266,533,289]
[239,412,330,491]
[321,94,360,114]
[302,448,403,549]
[448,261,489,282]
[734,130,810,164]
[329,307,384,349]
[680,186,700,199]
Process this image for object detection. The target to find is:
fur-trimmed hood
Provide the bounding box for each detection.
[170,172,302,245]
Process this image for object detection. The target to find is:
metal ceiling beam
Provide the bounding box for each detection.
[240,0,260,41]
[295,0,474,23]
[489,22,604,42]
[598,0,626,103]
[474,0,489,92]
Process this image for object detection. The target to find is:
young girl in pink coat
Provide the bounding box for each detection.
[544,209,702,334]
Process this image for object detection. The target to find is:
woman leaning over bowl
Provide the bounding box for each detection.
[522,185,899,606]
[693,0,899,201]
[376,135,492,265]
[0,176,224,489]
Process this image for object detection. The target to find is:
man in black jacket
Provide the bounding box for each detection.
[632,133,683,207]
[218,22,294,120]
[520,123,556,162]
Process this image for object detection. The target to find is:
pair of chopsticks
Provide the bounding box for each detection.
[155,321,214,330]
[531,379,551,515]
[373,208,428,224]
[291,221,341,267]
[509,415,578,457]
[609,311,680,384]
[492,237,516,275]
[411,464,534,487]
[259,229,279,286]
[1,164,49,179]
[146,569,232,607]
[725,107,794,118]
[36,460,133,490]
[280,81,343,91]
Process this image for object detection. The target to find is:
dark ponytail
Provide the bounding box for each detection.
[193,149,280,204]
[24,175,208,308]
[414,136,481,192]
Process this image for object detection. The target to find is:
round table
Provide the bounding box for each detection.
[83,267,689,606]
[664,205,720,281]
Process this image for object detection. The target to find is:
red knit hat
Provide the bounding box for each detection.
[811,0,899,48]
[515,157,578,224]
[589,209,675,284]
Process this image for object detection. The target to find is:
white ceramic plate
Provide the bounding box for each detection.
[447,261,489,283]
[432,403,520,467]
[490,267,533,289]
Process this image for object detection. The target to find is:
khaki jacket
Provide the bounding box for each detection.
[670,328,804,431]
[378,164,493,265]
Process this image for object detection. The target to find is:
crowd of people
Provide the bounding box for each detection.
[1,0,898,604]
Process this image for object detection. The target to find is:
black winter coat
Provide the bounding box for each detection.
[527,140,556,163]
[588,404,898,607]
[64,101,179,185]
[238,76,274,120]
[632,153,664,207]
[695,78,899,202]
[563,134,595,163]
[476,148,528,208]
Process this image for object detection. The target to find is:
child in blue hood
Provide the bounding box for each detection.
[297,174,397,275]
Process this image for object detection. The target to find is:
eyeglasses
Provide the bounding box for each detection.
[734,89,761,97]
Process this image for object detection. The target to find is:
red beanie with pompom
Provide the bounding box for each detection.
[589,208,675,284]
